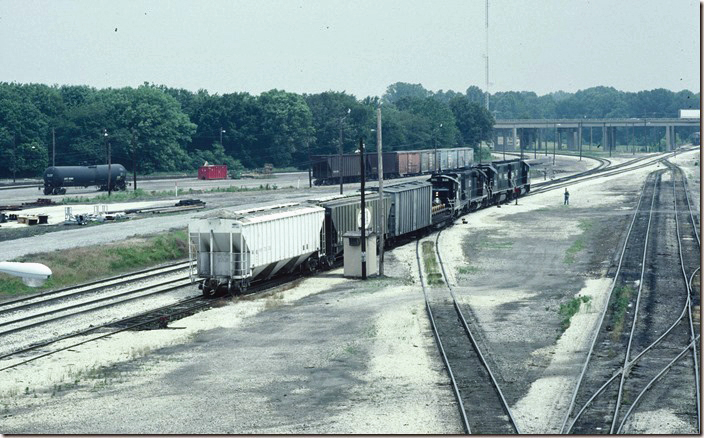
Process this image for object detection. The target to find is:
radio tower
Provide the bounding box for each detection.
[484,0,489,111]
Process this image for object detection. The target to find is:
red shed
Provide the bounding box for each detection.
[198,164,228,180]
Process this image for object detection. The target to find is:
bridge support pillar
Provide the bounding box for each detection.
[665,125,671,151]
[512,127,518,153]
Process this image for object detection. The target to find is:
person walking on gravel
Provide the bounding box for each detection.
[564,188,570,205]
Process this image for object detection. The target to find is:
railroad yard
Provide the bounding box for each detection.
[0,147,698,434]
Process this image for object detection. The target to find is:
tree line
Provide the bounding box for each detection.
[0,81,698,178]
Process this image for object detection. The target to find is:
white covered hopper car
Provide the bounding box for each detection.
[188,204,325,295]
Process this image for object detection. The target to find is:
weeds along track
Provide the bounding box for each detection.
[415,235,519,434]
[562,164,701,434]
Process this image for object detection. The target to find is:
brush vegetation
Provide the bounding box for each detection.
[0,229,188,298]
[558,295,592,332]
[610,284,634,340]
[421,241,444,286]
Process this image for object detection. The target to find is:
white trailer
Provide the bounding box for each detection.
[188,204,325,295]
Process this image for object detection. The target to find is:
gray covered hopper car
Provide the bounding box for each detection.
[189,204,325,295]
[371,180,433,243]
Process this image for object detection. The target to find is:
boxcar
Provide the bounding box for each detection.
[366,152,399,179]
[189,204,325,295]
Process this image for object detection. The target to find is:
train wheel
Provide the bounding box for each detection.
[59,188,66,195]
[44,187,52,195]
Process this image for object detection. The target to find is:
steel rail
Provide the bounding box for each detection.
[415,239,471,434]
[434,231,521,434]
[0,296,208,372]
[690,267,700,291]
[610,173,659,433]
[0,259,190,310]
[0,278,191,337]
[678,165,700,247]
[616,336,701,434]
[669,161,701,431]
[560,172,654,434]
[567,291,692,433]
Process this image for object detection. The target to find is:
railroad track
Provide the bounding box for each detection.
[415,234,520,434]
[530,149,692,196]
[0,259,191,311]
[0,261,318,373]
[561,161,701,434]
[0,295,212,372]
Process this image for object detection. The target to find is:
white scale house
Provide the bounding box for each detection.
[188,204,325,295]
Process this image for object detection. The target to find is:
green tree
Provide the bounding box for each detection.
[449,96,495,147]
[255,90,313,167]
[382,82,433,106]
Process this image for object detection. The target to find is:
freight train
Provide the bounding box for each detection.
[42,165,128,195]
[312,147,473,185]
[189,157,530,296]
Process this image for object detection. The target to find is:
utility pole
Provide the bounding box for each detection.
[307,138,312,188]
[104,129,112,196]
[339,109,350,195]
[12,134,16,183]
[376,106,385,276]
[52,127,56,167]
[220,127,225,147]
[359,138,367,280]
[131,129,138,191]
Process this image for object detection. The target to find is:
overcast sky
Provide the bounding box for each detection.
[0,0,699,97]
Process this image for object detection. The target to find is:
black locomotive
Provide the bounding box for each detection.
[42,165,128,195]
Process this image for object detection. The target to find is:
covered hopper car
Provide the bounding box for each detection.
[42,164,127,195]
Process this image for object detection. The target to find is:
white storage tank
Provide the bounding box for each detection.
[189,204,325,295]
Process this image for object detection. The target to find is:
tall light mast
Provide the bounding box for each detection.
[484,0,489,110]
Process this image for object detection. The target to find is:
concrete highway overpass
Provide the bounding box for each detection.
[493,118,700,153]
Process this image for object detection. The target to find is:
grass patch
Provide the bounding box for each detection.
[478,238,514,250]
[61,184,290,204]
[0,229,188,299]
[610,285,634,340]
[457,265,480,275]
[564,219,593,264]
[564,238,585,264]
[558,295,591,332]
[421,241,444,286]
